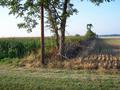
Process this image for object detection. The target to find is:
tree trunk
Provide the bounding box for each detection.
[59,28,65,57]
[59,0,69,59]
[40,1,45,64]
[48,8,59,49]
[55,29,59,49]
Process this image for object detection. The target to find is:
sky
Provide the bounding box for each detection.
[0,0,120,37]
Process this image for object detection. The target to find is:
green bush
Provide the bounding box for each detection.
[85,30,96,39]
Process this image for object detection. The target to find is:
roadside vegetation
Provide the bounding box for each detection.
[0,30,120,71]
[0,29,96,67]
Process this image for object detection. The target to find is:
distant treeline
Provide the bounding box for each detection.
[99,34,120,37]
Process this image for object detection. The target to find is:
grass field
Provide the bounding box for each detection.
[0,65,120,90]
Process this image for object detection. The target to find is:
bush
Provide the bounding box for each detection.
[75,34,80,37]
[85,30,96,39]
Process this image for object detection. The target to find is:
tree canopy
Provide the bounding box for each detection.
[0,0,114,32]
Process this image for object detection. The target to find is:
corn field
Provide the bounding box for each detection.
[0,38,41,59]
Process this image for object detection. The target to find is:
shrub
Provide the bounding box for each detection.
[85,30,96,39]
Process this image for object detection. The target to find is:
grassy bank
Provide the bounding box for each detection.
[0,65,120,90]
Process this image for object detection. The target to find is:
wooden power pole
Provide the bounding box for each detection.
[41,1,45,64]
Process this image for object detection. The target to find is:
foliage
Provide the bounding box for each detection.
[75,34,80,37]
[0,36,88,62]
[0,0,77,32]
[0,38,40,59]
[0,58,20,65]
[85,29,96,39]
[0,0,114,31]
[85,24,96,39]
[88,0,114,5]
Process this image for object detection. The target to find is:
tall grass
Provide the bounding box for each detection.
[0,38,40,59]
[0,37,57,59]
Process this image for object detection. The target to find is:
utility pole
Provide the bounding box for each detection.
[41,0,45,64]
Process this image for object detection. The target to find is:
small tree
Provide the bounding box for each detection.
[87,24,93,31]
[85,24,96,39]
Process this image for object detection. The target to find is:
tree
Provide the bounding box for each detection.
[85,24,96,39]
[87,24,93,31]
[46,0,78,56]
[46,0,60,49]
[0,0,115,62]
[41,0,78,58]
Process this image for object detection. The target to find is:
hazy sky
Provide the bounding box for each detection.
[0,0,120,37]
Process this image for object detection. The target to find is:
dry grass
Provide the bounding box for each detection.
[18,53,120,70]
[17,38,120,70]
